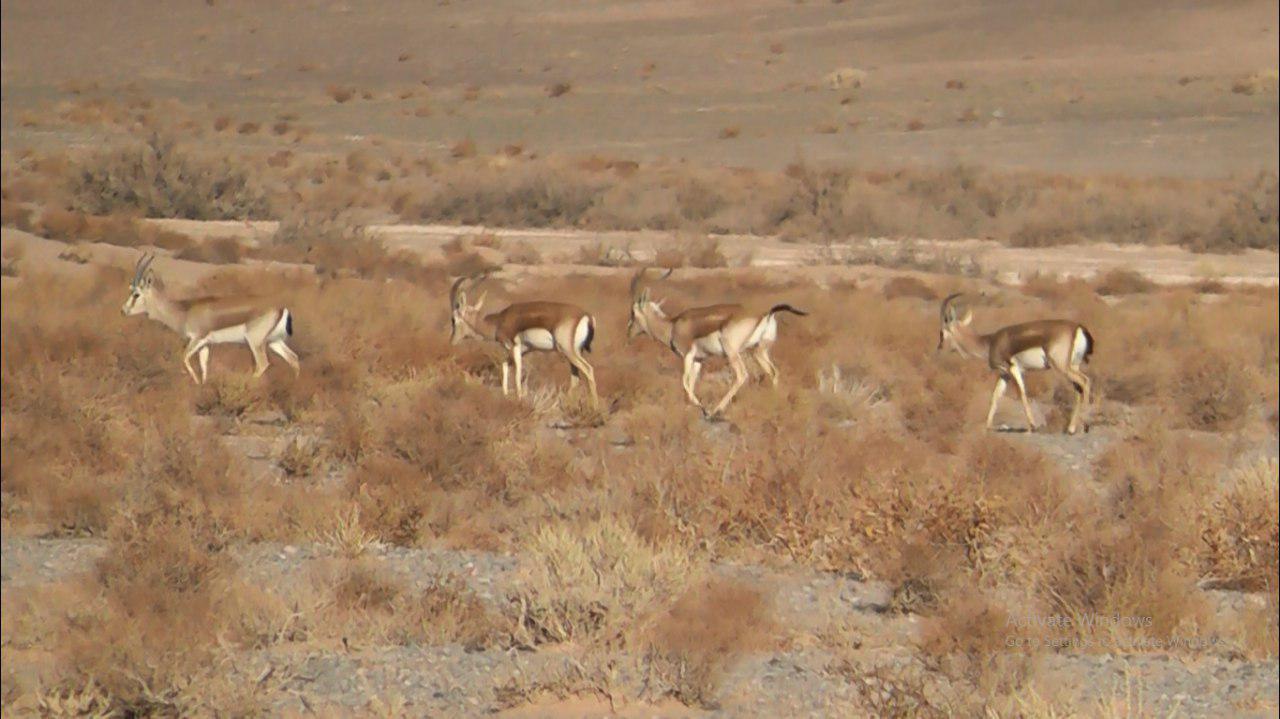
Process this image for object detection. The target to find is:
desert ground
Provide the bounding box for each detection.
[2,1,1278,717]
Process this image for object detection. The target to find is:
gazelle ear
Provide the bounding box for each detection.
[960,308,973,326]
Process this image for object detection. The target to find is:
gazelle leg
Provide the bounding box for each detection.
[269,340,301,376]
[513,345,525,398]
[501,360,511,395]
[752,346,779,387]
[1061,367,1092,435]
[1007,364,1037,431]
[985,376,1008,429]
[681,352,703,408]
[708,353,750,417]
[567,353,599,407]
[182,339,205,384]
[198,346,211,384]
[249,341,271,378]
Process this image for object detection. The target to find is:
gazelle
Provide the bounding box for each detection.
[120,253,300,384]
[449,272,600,406]
[626,268,808,418]
[937,293,1094,434]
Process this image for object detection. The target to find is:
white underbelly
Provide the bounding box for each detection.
[1012,347,1049,371]
[203,325,250,345]
[693,334,725,357]
[519,328,556,351]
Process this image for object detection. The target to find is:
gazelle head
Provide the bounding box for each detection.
[449,272,490,344]
[937,292,976,354]
[626,267,672,339]
[121,253,160,317]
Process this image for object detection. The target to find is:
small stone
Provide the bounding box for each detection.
[283,545,298,555]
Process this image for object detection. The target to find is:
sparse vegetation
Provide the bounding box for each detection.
[2,4,1278,713]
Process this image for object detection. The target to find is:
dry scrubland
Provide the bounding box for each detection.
[2,203,1278,714]
[1,0,1278,715]
[2,134,1277,253]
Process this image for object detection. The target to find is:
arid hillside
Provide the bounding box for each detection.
[2,0,1277,176]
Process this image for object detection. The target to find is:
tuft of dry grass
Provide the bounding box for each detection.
[1093,268,1155,296]
[646,578,776,707]
[882,275,937,301]
[509,518,703,647]
[546,81,573,98]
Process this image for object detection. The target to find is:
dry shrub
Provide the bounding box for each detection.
[1199,458,1280,592]
[35,208,90,239]
[503,240,542,265]
[510,518,702,647]
[327,85,355,103]
[266,149,293,168]
[1093,268,1155,296]
[945,79,966,90]
[546,81,572,98]
[347,376,530,545]
[277,435,323,477]
[1170,349,1258,431]
[212,115,231,131]
[67,135,269,220]
[685,235,728,268]
[646,578,776,707]
[318,560,504,648]
[236,121,259,135]
[917,590,1035,710]
[35,519,278,715]
[882,275,937,300]
[451,137,477,158]
[718,126,740,140]
[175,234,244,264]
[905,118,926,132]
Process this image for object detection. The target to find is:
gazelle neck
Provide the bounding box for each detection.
[640,303,677,351]
[465,311,500,344]
[952,324,992,360]
[145,290,190,336]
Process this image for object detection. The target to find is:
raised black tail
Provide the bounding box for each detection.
[286,309,294,336]
[769,303,808,317]
[582,316,595,354]
[1082,326,1094,363]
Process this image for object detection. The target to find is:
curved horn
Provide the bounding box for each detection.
[449,276,469,307]
[630,267,673,301]
[940,292,964,324]
[132,252,155,286]
[629,268,648,299]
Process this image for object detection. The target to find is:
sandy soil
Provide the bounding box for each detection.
[2,1,1276,177]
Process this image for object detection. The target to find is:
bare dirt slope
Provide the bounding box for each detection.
[3,0,1277,176]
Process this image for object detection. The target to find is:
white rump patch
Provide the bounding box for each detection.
[748,316,778,347]
[1071,327,1089,366]
[574,315,591,350]
[268,310,291,342]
